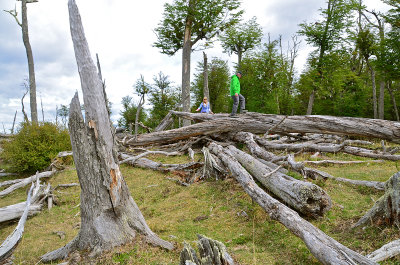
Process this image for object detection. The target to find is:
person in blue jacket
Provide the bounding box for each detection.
[196,97,213,114]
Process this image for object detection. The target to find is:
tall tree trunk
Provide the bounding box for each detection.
[387,82,399,121]
[181,1,194,127]
[135,95,144,140]
[306,90,315,115]
[367,61,378,119]
[41,1,172,261]
[237,50,242,70]
[379,80,385,119]
[203,52,209,101]
[21,0,37,123]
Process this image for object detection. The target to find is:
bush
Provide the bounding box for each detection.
[1,122,71,173]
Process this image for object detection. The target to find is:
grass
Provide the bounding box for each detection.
[1,152,400,264]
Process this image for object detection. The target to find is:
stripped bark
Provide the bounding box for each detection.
[171,111,400,143]
[303,160,384,166]
[225,145,332,218]
[367,239,400,262]
[41,1,173,262]
[0,183,35,263]
[0,179,49,223]
[256,138,400,161]
[353,172,400,228]
[0,171,55,198]
[180,234,234,265]
[209,142,377,265]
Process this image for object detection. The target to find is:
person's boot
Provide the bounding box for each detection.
[240,109,248,114]
[229,113,239,118]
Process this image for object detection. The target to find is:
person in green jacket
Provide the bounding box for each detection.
[230,71,246,117]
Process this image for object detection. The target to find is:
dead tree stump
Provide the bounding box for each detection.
[354,172,400,228]
[180,234,234,265]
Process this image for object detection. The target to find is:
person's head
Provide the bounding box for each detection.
[236,71,242,78]
[203,97,208,102]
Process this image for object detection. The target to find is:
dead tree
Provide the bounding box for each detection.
[120,111,400,147]
[225,145,332,218]
[209,142,377,265]
[0,183,35,264]
[353,172,400,228]
[41,1,172,262]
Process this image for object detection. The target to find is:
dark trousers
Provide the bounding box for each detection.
[231,94,245,115]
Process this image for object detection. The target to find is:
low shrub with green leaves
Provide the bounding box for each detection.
[1,122,71,173]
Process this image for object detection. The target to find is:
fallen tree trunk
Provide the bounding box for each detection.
[367,239,400,262]
[172,111,400,143]
[209,142,377,265]
[0,183,35,264]
[303,160,385,166]
[225,145,332,218]
[0,180,50,223]
[0,170,55,198]
[353,172,400,228]
[256,138,400,161]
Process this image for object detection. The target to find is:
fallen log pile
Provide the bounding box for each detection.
[115,111,400,264]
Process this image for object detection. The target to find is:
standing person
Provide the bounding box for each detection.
[196,97,214,114]
[230,71,246,117]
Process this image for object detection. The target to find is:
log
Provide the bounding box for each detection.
[225,145,332,218]
[256,138,400,161]
[0,183,35,263]
[0,178,26,188]
[209,142,377,265]
[0,180,50,223]
[0,171,55,198]
[179,234,234,265]
[353,172,400,228]
[367,239,400,262]
[171,111,400,143]
[154,111,174,132]
[303,160,384,166]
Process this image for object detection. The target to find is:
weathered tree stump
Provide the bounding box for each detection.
[41,0,172,262]
[353,172,400,228]
[180,234,234,265]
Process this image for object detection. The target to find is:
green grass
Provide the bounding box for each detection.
[1,152,400,264]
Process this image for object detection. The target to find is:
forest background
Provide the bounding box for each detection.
[0,0,398,132]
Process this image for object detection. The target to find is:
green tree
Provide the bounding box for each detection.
[219,16,263,69]
[192,58,230,113]
[298,0,354,114]
[133,75,151,138]
[56,104,69,127]
[154,0,243,126]
[148,72,180,128]
[117,96,147,132]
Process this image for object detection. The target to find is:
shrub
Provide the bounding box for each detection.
[1,122,71,173]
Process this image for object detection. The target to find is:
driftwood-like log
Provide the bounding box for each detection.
[171,111,400,143]
[367,239,400,262]
[225,145,332,217]
[209,142,377,265]
[256,138,400,161]
[154,111,174,132]
[354,172,400,228]
[180,234,234,265]
[303,160,384,166]
[0,178,26,188]
[0,180,50,223]
[0,171,55,198]
[0,184,35,263]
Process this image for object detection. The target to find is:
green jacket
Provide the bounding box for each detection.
[230,74,240,96]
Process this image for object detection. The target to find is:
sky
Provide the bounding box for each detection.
[0,0,390,133]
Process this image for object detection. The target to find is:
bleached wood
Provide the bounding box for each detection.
[209,142,377,265]
[367,239,400,262]
[0,183,35,263]
[0,171,55,198]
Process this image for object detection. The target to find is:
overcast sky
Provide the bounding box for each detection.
[0,0,390,132]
